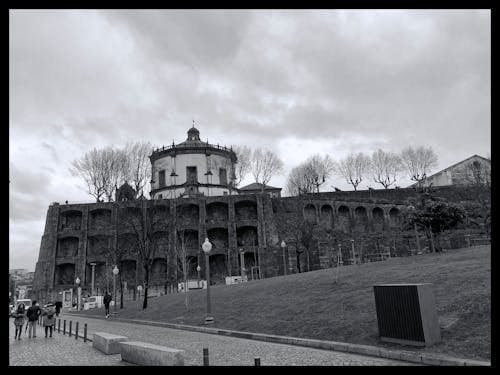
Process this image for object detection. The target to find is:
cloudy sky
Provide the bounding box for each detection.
[10,9,490,271]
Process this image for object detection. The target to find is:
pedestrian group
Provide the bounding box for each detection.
[12,300,57,340]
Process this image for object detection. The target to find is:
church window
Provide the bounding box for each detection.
[219,168,227,185]
[187,166,198,183]
[159,170,166,188]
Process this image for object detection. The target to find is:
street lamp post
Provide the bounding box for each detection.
[202,238,214,324]
[90,263,96,296]
[239,249,246,279]
[196,265,201,288]
[280,241,287,276]
[112,266,119,313]
[75,277,81,311]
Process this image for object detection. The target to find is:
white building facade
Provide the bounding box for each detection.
[149,127,239,199]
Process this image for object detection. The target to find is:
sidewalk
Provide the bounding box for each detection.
[8,318,129,366]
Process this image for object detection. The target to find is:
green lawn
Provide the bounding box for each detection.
[77,245,490,361]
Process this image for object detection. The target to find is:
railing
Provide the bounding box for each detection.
[152,142,234,154]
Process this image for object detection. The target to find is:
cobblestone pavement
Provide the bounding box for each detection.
[9,318,130,366]
[57,314,417,366]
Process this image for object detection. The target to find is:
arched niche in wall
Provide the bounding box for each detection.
[337,205,350,232]
[236,225,258,248]
[235,200,258,221]
[87,235,111,259]
[303,204,316,223]
[56,237,79,258]
[176,203,199,226]
[54,263,75,285]
[389,207,401,228]
[206,202,229,223]
[207,227,229,254]
[90,208,112,229]
[354,206,368,232]
[320,204,334,228]
[60,210,82,231]
[372,207,385,232]
[176,229,199,252]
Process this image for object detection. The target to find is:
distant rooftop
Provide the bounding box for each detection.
[240,182,282,191]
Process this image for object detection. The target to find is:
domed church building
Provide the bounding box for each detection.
[150,126,238,199]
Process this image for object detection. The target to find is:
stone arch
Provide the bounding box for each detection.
[176,203,199,226]
[303,204,316,223]
[337,205,350,232]
[209,254,227,284]
[117,233,138,258]
[151,231,169,257]
[389,207,401,228]
[87,235,111,259]
[207,227,228,254]
[206,202,229,223]
[120,259,137,287]
[84,261,107,291]
[354,206,368,232]
[151,258,168,284]
[372,207,385,232]
[148,204,170,224]
[57,237,79,258]
[236,226,258,248]
[90,208,112,229]
[54,263,75,285]
[320,204,334,228]
[177,229,199,253]
[60,210,82,230]
[235,200,258,221]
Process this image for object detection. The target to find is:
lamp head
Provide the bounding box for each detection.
[196,265,201,272]
[202,238,212,253]
[113,266,119,275]
[75,277,80,285]
[281,240,286,248]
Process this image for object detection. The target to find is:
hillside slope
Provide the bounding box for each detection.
[78,246,491,360]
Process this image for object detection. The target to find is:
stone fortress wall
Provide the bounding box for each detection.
[32,184,487,302]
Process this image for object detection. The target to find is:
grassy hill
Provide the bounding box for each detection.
[77,245,490,361]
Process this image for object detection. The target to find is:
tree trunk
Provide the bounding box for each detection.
[296,251,302,273]
[120,278,124,309]
[143,266,149,309]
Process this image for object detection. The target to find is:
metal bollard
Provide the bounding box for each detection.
[58,319,61,333]
[75,322,79,340]
[69,321,72,337]
[84,323,87,342]
[203,348,209,366]
[254,357,261,366]
[63,320,66,335]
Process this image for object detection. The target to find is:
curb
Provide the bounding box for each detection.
[65,312,490,366]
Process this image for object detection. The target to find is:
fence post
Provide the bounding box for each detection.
[466,234,471,248]
[84,323,87,342]
[69,321,72,337]
[254,357,261,366]
[58,319,61,333]
[203,348,209,366]
[63,320,66,335]
[75,322,79,340]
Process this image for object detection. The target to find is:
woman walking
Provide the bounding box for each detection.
[13,303,26,340]
[42,303,56,338]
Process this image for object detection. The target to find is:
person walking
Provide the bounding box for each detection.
[103,292,112,318]
[13,303,26,340]
[26,300,42,339]
[54,301,62,317]
[42,303,56,338]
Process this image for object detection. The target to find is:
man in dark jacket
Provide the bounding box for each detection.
[26,300,42,339]
[103,292,112,318]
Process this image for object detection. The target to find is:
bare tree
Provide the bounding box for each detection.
[71,148,111,202]
[176,229,196,309]
[286,155,335,195]
[124,142,152,198]
[251,148,284,192]
[335,152,371,191]
[233,145,252,187]
[118,201,162,309]
[400,146,438,187]
[103,147,129,201]
[370,149,403,189]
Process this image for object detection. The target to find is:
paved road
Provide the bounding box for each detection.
[9,318,129,366]
[55,314,416,366]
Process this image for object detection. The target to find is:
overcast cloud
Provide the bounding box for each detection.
[9,9,490,271]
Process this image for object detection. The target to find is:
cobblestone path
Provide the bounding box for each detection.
[9,318,129,366]
[56,314,417,366]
